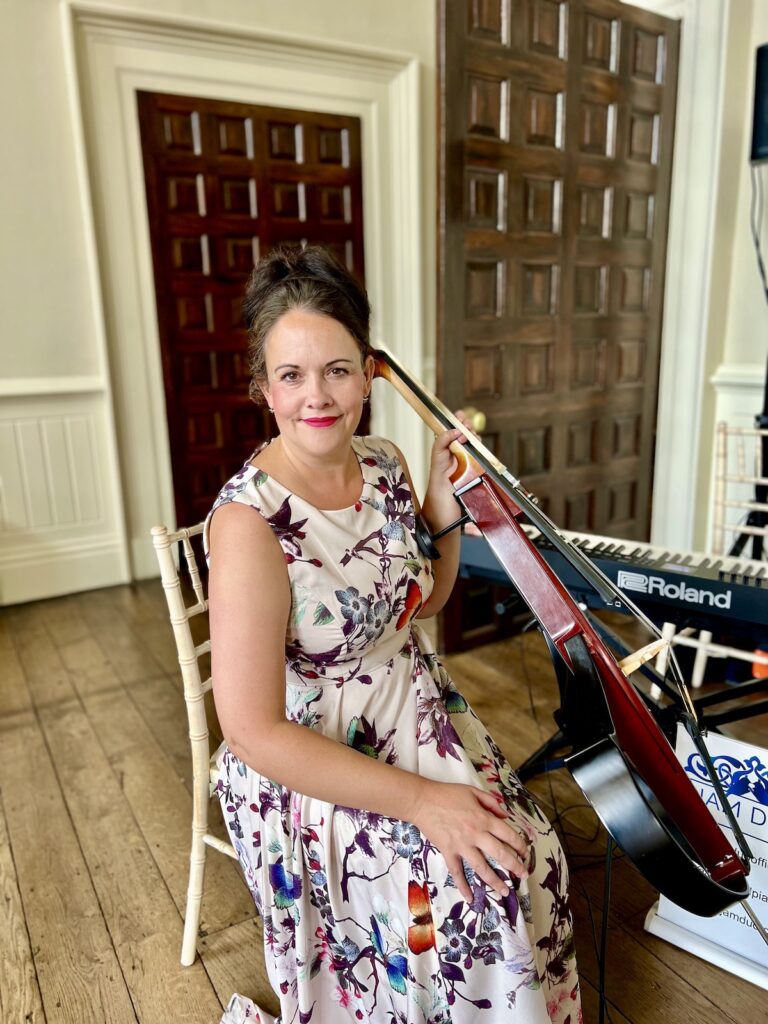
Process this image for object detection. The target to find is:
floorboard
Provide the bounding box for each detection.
[1,584,766,1023]
[0,787,46,1024]
[0,710,138,1023]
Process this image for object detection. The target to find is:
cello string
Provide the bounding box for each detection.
[743,903,768,946]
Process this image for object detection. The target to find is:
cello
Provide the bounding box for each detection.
[374,346,768,935]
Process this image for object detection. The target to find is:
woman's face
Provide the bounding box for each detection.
[259,309,373,460]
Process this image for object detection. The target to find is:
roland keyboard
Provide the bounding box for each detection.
[459,529,768,635]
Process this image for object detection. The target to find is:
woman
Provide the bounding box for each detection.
[205,245,581,1024]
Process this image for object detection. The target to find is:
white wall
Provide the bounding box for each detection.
[1,0,100,379]
[698,0,767,547]
[0,0,436,602]
[1,0,766,604]
[721,0,768,369]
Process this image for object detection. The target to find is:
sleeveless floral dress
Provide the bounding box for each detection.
[204,435,581,1024]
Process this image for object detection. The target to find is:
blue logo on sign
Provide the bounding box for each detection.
[685,753,768,807]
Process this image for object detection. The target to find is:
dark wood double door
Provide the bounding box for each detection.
[137,92,367,527]
[439,0,680,649]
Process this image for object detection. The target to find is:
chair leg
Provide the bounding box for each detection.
[691,630,712,689]
[181,824,208,966]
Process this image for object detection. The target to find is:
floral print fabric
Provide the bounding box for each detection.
[204,436,581,1024]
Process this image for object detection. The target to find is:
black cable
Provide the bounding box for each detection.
[757,162,764,247]
[598,838,614,1024]
[750,165,768,302]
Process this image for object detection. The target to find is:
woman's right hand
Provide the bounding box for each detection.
[409,780,530,903]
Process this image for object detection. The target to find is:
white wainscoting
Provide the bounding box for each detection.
[0,385,129,604]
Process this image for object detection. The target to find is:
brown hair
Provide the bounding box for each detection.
[242,245,371,404]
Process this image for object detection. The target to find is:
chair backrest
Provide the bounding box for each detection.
[151,523,214,792]
[711,421,768,556]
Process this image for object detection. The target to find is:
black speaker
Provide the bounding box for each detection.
[750,43,768,163]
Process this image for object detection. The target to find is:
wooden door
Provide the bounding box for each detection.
[438,0,679,540]
[137,92,367,527]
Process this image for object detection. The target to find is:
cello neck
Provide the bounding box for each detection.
[373,348,492,484]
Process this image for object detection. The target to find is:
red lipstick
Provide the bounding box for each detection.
[302,416,339,428]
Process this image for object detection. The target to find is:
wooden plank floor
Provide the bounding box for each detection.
[1,583,766,1023]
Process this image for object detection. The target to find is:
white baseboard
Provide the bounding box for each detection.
[0,538,129,606]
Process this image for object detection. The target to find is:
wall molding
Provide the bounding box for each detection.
[710,362,765,391]
[0,376,105,397]
[66,1,425,579]
[71,4,413,76]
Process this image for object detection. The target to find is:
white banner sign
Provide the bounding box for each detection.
[645,727,768,988]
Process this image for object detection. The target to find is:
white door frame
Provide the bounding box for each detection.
[63,1,425,577]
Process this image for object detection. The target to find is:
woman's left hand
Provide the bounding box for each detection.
[430,410,478,475]
[425,411,483,531]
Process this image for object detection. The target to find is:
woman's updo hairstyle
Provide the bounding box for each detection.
[243,244,372,404]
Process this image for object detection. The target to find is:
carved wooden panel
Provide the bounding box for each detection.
[574,265,608,314]
[468,74,510,139]
[624,191,654,239]
[439,0,680,590]
[138,92,366,525]
[578,185,613,238]
[568,419,598,466]
[615,338,645,386]
[467,167,508,229]
[523,177,562,233]
[519,342,555,394]
[566,490,596,531]
[466,260,505,317]
[516,426,551,476]
[628,109,660,163]
[571,339,607,390]
[580,100,616,156]
[520,263,559,315]
[608,479,638,527]
[528,0,567,59]
[619,266,650,312]
[465,346,503,398]
[583,13,619,72]
[612,413,642,459]
[525,88,564,148]
[469,0,511,46]
[632,27,665,83]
